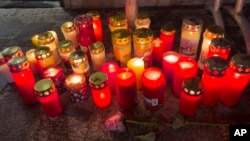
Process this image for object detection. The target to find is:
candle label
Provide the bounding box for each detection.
[143,96,158,106]
[67,84,88,103]
[179,38,197,57]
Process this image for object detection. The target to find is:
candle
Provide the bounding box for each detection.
[43,66,66,94]
[35,46,56,74]
[74,14,95,60]
[0,52,14,83]
[125,0,137,30]
[201,57,228,107]
[31,34,40,48]
[173,56,198,98]
[220,54,250,106]
[152,38,164,63]
[108,12,128,33]
[207,38,231,60]
[134,12,151,29]
[127,57,144,89]
[116,68,137,110]
[69,50,90,77]
[198,25,224,70]
[86,11,104,42]
[133,28,154,68]
[2,46,24,62]
[100,62,119,93]
[89,72,112,109]
[26,49,39,74]
[162,51,180,82]
[160,24,176,52]
[58,40,75,69]
[8,56,37,104]
[179,77,202,117]
[38,31,61,65]
[179,17,202,58]
[34,79,63,120]
[61,21,79,49]
[111,29,132,67]
[142,67,165,111]
[65,73,88,103]
[90,41,106,71]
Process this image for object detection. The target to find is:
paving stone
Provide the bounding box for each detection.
[0,22,26,38]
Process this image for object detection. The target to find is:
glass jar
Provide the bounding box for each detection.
[90,41,106,71]
[109,12,128,33]
[61,21,79,49]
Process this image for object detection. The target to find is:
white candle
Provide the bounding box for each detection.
[61,22,79,49]
[90,41,106,71]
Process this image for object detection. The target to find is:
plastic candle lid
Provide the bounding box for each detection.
[205,57,228,77]
[204,25,224,40]
[38,31,54,45]
[69,50,87,60]
[8,56,29,72]
[59,40,74,53]
[210,38,231,49]
[35,46,52,59]
[111,29,131,44]
[61,21,75,33]
[133,28,153,44]
[230,54,250,74]
[182,77,202,96]
[89,72,107,89]
[161,24,176,35]
[90,41,105,54]
[34,79,54,97]
[109,13,127,26]
[182,17,202,32]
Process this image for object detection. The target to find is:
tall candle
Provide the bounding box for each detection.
[134,12,151,29]
[69,50,90,77]
[160,24,176,52]
[201,57,228,107]
[89,72,112,109]
[58,40,75,69]
[220,54,250,106]
[142,67,165,111]
[65,73,88,103]
[90,41,106,71]
[173,56,198,98]
[0,52,14,83]
[162,51,180,82]
[207,38,231,60]
[61,21,79,49]
[127,57,144,89]
[86,11,104,42]
[8,56,37,104]
[34,79,63,120]
[100,62,119,93]
[179,77,202,117]
[2,46,24,62]
[43,66,66,94]
[152,38,164,63]
[116,68,137,110]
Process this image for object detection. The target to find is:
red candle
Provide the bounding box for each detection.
[179,77,202,117]
[142,67,165,111]
[100,62,119,93]
[116,68,137,110]
[173,56,198,98]
[152,38,164,63]
[8,56,37,104]
[220,54,250,106]
[86,11,104,42]
[207,38,231,60]
[89,72,112,109]
[162,51,180,82]
[201,57,228,107]
[34,79,63,120]
[160,24,176,52]
[42,66,66,94]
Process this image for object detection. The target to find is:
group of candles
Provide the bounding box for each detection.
[0,9,249,120]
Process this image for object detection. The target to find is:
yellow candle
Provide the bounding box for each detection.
[127,57,144,89]
[26,49,39,73]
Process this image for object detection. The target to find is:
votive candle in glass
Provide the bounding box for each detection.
[35,46,56,74]
[100,62,119,93]
[0,52,13,83]
[162,51,180,82]
[65,73,88,103]
[198,25,224,70]
[61,21,79,49]
[38,31,61,65]
[127,57,144,89]
[89,72,112,109]
[133,28,154,68]
[69,50,90,77]
[179,77,202,117]
[58,40,75,69]
[86,11,104,42]
[134,12,151,29]
[34,79,63,120]
[207,38,231,60]
[160,24,176,52]
[26,49,39,74]
[201,57,228,107]
[111,29,132,67]
[116,68,137,110]
[2,46,24,62]
[220,54,250,106]
[179,17,202,58]
[90,41,106,71]
[8,56,37,104]
[31,34,40,48]
[43,66,66,94]
[109,12,128,33]
[152,38,164,63]
[173,56,198,98]
[142,67,165,111]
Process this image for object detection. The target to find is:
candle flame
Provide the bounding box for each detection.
[108,64,116,72]
[71,75,82,83]
[145,71,161,80]
[100,92,105,99]
[45,67,59,77]
[179,62,194,69]
[164,55,179,63]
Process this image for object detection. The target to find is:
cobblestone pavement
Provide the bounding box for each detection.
[0,5,250,141]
